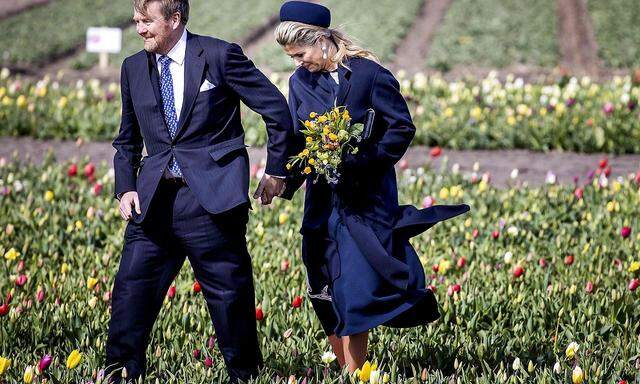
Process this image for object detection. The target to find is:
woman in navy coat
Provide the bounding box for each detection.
[276,1,470,372]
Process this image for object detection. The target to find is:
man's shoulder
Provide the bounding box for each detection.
[190,32,234,54]
[122,50,148,68]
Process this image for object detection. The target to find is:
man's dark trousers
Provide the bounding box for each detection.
[105,179,261,383]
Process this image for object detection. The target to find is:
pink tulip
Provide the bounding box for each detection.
[193,349,201,359]
[36,288,45,303]
[603,102,615,115]
[422,196,435,208]
[585,281,594,294]
[15,274,27,287]
[621,226,631,239]
[204,356,213,368]
[629,279,639,292]
[38,354,53,372]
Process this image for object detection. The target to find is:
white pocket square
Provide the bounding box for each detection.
[199,79,216,92]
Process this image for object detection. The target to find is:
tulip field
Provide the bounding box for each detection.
[2,70,640,154]
[0,152,639,383]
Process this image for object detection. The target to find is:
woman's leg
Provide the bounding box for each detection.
[342,331,368,373]
[327,334,345,366]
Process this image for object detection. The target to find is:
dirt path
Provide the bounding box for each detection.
[391,0,452,75]
[556,0,601,76]
[2,137,639,188]
[0,0,49,21]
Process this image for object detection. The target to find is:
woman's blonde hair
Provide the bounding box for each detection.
[274,21,378,67]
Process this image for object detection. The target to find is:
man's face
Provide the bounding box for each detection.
[133,2,179,54]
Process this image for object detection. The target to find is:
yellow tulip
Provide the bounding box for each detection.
[572,366,583,384]
[629,261,640,273]
[44,190,54,202]
[439,187,449,200]
[61,262,69,274]
[75,220,83,230]
[0,356,11,375]
[16,95,27,108]
[87,277,98,290]
[57,96,68,109]
[358,361,372,382]
[278,213,289,225]
[66,349,82,369]
[565,342,579,359]
[23,365,34,383]
[4,248,19,261]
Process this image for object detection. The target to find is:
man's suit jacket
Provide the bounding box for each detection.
[113,31,293,223]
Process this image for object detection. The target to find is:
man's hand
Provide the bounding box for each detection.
[119,191,141,220]
[252,174,286,205]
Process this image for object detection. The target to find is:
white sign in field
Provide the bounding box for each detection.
[86,27,122,54]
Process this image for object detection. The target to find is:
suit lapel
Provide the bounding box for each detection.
[146,52,163,110]
[336,64,352,106]
[175,32,205,138]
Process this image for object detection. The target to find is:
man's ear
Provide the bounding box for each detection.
[172,12,181,29]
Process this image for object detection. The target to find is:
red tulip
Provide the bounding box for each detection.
[68,163,78,177]
[621,226,631,239]
[0,303,9,317]
[604,166,611,177]
[15,274,27,287]
[585,281,594,294]
[457,257,467,268]
[447,283,461,296]
[513,265,524,278]
[427,284,436,293]
[38,354,53,372]
[539,258,547,267]
[432,264,439,273]
[292,296,303,308]
[280,259,290,272]
[599,158,608,169]
[430,146,442,158]
[93,182,103,195]
[619,380,628,384]
[193,348,201,359]
[635,170,640,185]
[83,163,95,178]
[193,281,201,294]
[564,255,574,265]
[472,228,479,239]
[255,306,264,321]
[167,285,176,299]
[629,279,639,292]
[398,159,409,170]
[5,292,12,304]
[492,230,500,240]
[204,356,213,368]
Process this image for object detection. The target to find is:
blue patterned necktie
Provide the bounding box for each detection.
[158,55,182,177]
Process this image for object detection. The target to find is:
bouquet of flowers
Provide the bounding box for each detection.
[286,106,363,184]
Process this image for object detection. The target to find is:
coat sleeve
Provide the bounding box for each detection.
[222,43,294,177]
[345,66,415,171]
[112,60,144,200]
[280,76,307,200]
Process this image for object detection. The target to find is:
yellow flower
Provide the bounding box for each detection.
[556,103,566,115]
[308,158,315,165]
[4,248,19,261]
[507,116,517,126]
[87,277,98,290]
[629,261,640,273]
[318,115,327,123]
[539,107,547,116]
[444,107,454,118]
[328,133,338,141]
[470,106,482,120]
[303,166,312,175]
[572,366,583,384]
[358,361,372,382]
[306,136,313,143]
[382,373,390,383]
[439,187,449,200]
[36,86,47,98]
[565,342,579,359]
[57,96,68,109]
[75,220,83,230]
[309,112,317,119]
[23,365,34,383]
[322,126,330,135]
[342,110,350,120]
[66,350,82,370]
[278,213,289,225]
[61,262,69,274]
[1,96,11,106]
[0,356,11,375]
[285,163,292,170]
[16,95,27,108]
[44,190,54,202]
[438,258,451,274]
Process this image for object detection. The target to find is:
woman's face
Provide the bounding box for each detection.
[283,41,326,72]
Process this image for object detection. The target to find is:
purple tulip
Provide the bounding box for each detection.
[39,354,53,372]
[565,98,576,107]
[628,99,637,111]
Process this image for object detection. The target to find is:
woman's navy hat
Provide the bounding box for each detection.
[279,1,331,28]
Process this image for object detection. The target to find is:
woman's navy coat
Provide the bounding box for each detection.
[281,57,469,336]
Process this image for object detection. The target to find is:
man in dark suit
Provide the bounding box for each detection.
[105,0,292,382]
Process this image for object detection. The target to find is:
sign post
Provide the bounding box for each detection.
[86,27,122,70]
